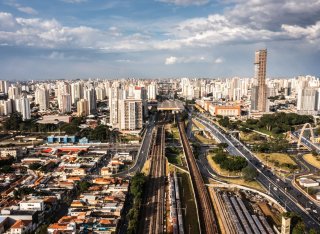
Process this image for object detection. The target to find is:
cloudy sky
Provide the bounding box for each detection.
[0,0,319,80]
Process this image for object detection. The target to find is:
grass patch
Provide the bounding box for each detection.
[207,155,241,176]
[141,159,151,175]
[177,171,200,234]
[192,119,206,130]
[303,154,320,169]
[239,131,266,144]
[194,132,216,144]
[224,178,266,192]
[255,153,297,171]
[171,127,180,141]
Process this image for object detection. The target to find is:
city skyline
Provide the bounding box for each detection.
[0,0,320,80]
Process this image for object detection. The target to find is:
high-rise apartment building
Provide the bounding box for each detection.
[8,85,21,100]
[71,82,84,104]
[119,99,143,130]
[0,80,8,94]
[77,99,89,117]
[147,82,157,100]
[297,87,319,115]
[60,94,72,113]
[16,97,31,120]
[84,88,97,114]
[251,49,268,112]
[35,86,49,111]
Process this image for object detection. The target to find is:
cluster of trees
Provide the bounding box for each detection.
[2,112,24,131]
[242,165,258,181]
[217,113,313,135]
[29,162,42,170]
[13,187,51,199]
[0,156,14,173]
[218,116,239,130]
[76,180,92,193]
[213,151,248,171]
[252,137,290,153]
[243,113,313,134]
[127,172,146,234]
[166,146,181,155]
[78,125,118,142]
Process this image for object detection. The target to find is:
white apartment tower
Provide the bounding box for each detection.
[147,82,157,100]
[8,85,21,100]
[35,86,49,111]
[0,80,8,94]
[16,97,31,120]
[60,94,72,113]
[71,82,84,104]
[84,88,97,114]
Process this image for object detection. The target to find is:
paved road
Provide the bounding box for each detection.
[114,116,155,177]
[195,115,320,230]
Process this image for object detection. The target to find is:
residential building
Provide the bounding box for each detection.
[77,99,89,117]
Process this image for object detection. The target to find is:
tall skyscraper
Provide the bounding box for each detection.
[0,80,8,94]
[71,82,84,104]
[60,94,72,113]
[8,85,21,100]
[16,97,31,120]
[84,88,97,114]
[35,86,49,111]
[251,49,268,112]
[147,82,157,100]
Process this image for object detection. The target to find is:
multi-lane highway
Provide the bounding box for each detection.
[195,115,320,230]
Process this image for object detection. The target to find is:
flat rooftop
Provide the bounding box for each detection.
[157,100,185,111]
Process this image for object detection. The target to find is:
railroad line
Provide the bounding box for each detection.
[139,124,166,234]
[177,120,219,234]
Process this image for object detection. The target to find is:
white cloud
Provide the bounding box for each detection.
[0,12,16,30]
[165,56,178,65]
[157,0,209,6]
[282,21,320,42]
[165,56,206,65]
[17,6,38,15]
[1,0,320,54]
[5,1,38,15]
[214,57,224,64]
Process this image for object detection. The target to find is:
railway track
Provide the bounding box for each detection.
[177,120,219,234]
[139,124,166,234]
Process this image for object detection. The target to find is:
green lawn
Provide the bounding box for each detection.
[177,171,200,234]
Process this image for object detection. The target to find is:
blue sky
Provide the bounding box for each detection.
[0,0,320,80]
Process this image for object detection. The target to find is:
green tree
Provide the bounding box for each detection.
[77,181,92,193]
[242,165,258,181]
[292,221,305,234]
[3,112,23,130]
[29,163,42,170]
[0,165,14,173]
[217,143,229,149]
